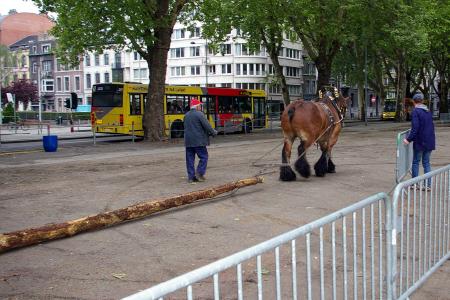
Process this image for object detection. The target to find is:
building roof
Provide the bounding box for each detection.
[9,34,38,50]
[0,12,54,46]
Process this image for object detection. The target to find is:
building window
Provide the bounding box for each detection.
[286,48,301,59]
[86,74,91,88]
[75,76,80,91]
[221,64,232,74]
[285,66,301,77]
[221,83,232,88]
[190,46,200,57]
[170,48,185,58]
[95,73,100,83]
[104,72,110,83]
[288,85,301,95]
[170,66,185,76]
[85,54,91,66]
[21,55,26,67]
[95,54,100,66]
[42,44,51,53]
[220,44,231,55]
[191,65,201,75]
[42,79,54,92]
[172,28,185,39]
[133,68,147,79]
[133,51,141,61]
[104,53,109,65]
[32,46,37,54]
[32,62,38,73]
[42,60,52,72]
[191,27,201,38]
[208,65,216,74]
[56,77,62,91]
[64,76,70,91]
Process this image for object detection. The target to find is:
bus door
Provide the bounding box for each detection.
[128,93,143,131]
[201,95,216,128]
[253,97,266,128]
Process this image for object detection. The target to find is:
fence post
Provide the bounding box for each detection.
[47,124,50,136]
[386,194,395,300]
[132,121,135,143]
[93,126,96,145]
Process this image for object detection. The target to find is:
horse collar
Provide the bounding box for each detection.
[328,98,343,121]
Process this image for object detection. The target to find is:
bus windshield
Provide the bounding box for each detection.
[384,101,396,112]
[92,84,123,107]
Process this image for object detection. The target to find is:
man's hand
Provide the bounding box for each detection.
[403,138,410,145]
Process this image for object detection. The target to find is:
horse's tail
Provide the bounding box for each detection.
[287,107,296,122]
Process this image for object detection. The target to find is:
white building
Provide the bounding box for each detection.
[83,24,313,110]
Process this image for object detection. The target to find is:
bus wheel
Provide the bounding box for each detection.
[171,120,184,138]
[242,118,252,133]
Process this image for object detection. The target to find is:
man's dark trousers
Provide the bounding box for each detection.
[186,146,208,180]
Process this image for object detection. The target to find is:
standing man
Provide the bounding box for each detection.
[403,93,436,189]
[184,98,217,183]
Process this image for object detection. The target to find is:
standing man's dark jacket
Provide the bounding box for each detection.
[406,104,435,151]
[184,108,216,147]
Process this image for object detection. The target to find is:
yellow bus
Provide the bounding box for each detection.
[90,83,268,138]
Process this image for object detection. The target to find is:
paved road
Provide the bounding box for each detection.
[0,121,449,299]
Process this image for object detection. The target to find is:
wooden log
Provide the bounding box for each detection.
[0,176,263,254]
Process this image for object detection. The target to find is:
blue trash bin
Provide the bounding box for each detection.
[43,135,58,152]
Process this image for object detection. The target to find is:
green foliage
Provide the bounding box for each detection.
[2,103,15,123]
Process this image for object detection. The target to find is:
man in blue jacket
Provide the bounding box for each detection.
[403,93,436,188]
[184,98,218,183]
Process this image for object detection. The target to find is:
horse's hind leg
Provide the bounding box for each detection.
[280,138,296,181]
[294,140,311,178]
[314,143,329,177]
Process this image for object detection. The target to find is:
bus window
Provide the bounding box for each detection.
[166,95,184,114]
[201,96,215,115]
[92,85,123,107]
[129,94,141,115]
[237,96,251,113]
[218,96,233,113]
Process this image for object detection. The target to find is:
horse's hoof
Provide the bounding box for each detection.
[280,166,296,181]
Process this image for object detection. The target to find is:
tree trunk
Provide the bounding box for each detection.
[439,78,448,114]
[315,57,332,94]
[143,28,172,141]
[357,82,366,121]
[0,176,264,253]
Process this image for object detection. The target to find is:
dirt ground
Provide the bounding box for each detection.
[0,122,449,300]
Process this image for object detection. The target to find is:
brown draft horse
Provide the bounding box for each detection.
[279,87,349,181]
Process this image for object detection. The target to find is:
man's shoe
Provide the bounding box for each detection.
[188,177,199,183]
[196,174,206,182]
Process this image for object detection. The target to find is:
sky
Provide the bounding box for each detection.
[0,0,41,16]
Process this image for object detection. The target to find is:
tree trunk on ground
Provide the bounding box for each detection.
[0,176,264,254]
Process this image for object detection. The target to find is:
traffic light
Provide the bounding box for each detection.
[71,93,78,109]
[65,99,71,109]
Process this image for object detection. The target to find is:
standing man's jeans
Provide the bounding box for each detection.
[186,146,209,180]
[412,149,432,186]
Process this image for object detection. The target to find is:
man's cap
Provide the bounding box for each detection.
[190,98,201,108]
[412,93,424,101]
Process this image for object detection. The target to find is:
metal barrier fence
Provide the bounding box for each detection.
[124,164,450,300]
[389,164,450,300]
[395,130,413,183]
[124,192,389,300]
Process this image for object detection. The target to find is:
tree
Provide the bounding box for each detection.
[197,0,293,106]
[3,80,38,109]
[289,0,352,93]
[34,0,190,141]
[420,0,450,114]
